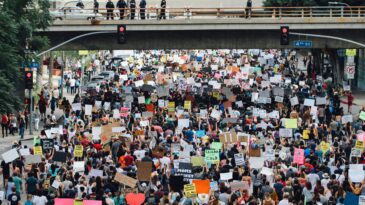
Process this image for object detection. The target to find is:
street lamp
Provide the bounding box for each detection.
[328,2,352,17]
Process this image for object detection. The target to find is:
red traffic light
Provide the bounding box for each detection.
[26,73,32,78]
[282,27,288,33]
[119,26,125,32]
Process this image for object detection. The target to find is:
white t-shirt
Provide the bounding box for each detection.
[133,149,146,161]
[33,196,48,205]
[160,156,171,169]
[70,79,76,87]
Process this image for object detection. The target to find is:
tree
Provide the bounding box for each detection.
[0,0,51,113]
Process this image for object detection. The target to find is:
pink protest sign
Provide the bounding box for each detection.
[293,148,304,165]
[357,132,365,142]
[55,198,74,205]
[83,200,102,205]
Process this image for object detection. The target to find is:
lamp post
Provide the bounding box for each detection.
[328,2,352,17]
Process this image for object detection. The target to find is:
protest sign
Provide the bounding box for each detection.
[205,149,219,164]
[178,119,190,129]
[136,161,152,181]
[342,115,353,124]
[72,103,81,111]
[19,148,31,156]
[169,176,184,192]
[195,130,206,137]
[34,146,43,155]
[85,104,92,115]
[234,153,245,166]
[290,96,299,106]
[320,142,330,154]
[284,118,298,129]
[53,151,67,162]
[356,140,364,150]
[25,155,42,164]
[74,145,83,157]
[303,129,310,140]
[220,172,233,181]
[73,161,85,172]
[41,139,54,150]
[114,173,137,188]
[316,97,326,105]
[175,162,194,182]
[184,184,197,198]
[92,127,102,140]
[304,99,315,107]
[293,148,304,164]
[360,111,365,121]
[55,198,74,205]
[191,156,205,167]
[192,180,210,194]
[211,142,222,150]
[89,169,103,177]
[184,101,191,110]
[279,128,292,138]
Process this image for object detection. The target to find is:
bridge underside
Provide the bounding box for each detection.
[41,29,365,50]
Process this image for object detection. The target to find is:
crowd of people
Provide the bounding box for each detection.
[1,49,365,205]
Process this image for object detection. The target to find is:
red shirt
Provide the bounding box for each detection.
[124,155,134,166]
[93,143,102,151]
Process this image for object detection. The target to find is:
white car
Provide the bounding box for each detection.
[50,6,103,20]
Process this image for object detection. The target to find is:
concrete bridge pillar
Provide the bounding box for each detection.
[357,49,365,90]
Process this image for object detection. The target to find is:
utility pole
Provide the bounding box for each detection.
[49,52,53,89]
[60,51,65,98]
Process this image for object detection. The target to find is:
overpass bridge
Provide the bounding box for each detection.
[41,6,365,50]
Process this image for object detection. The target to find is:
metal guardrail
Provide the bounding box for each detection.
[49,6,365,21]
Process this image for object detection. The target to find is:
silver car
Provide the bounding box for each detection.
[50,6,103,20]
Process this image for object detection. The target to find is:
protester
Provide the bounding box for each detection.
[116,0,127,20]
[1,49,365,205]
[159,0,166,20]
[139,0,146,20]
[130,0,136,20]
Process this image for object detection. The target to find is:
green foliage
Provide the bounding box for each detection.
[0,0,51,113]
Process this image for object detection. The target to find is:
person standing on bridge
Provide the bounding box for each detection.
[106,0,115,20]
[159,0,166,20]
[117,0,127,20]
[130,0,136,19]
[76,0,85,9]
[245,0,252,19]
[94,0,99,13]
[139,0,146,20]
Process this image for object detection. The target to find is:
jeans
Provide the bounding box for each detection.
[19,127,24,139]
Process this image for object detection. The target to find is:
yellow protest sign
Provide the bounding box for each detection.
[356,140,364,150]
[212,91,220,99]
[302,129,310,140]
[284,118,298,129]
[184,184,197,198]
[346,49,356,56]
[184,101,191,111]
[168,102,175,113]
[78,50,88,55]
[34,146,43,155]
[74,145,83,157]
[320,142,330,154]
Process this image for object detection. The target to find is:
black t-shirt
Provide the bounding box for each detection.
[8,193,20,205]
[1,160,10,176]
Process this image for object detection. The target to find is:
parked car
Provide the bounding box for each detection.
[50,6,103,20]
[99,71,115,80]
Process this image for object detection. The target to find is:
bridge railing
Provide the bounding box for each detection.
[49,6,365,21]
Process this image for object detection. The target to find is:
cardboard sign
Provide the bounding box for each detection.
[293,148,304,165]
[53,151,67,162]
[114,172,138,188]
[316,97,326,105]
[184,184,197,198]
[219,130,241,143]
[304,98,315,107]
[85,104,92,115]
[342,115,353,124]
[136,161,152,181]
[24,155,42,164]
[184,101,191,110]
[230,181,245,192]
[34,146,43,155]
[19,148,31,156]
[73,161,85,172]
[74,145,83,157]
[89,169,103,177]
[303,129,310,140]
[290,96,299,106]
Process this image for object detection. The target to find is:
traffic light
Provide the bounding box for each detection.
[25,71,33,89]
[280,26,289,45]
[117,25,126,44]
